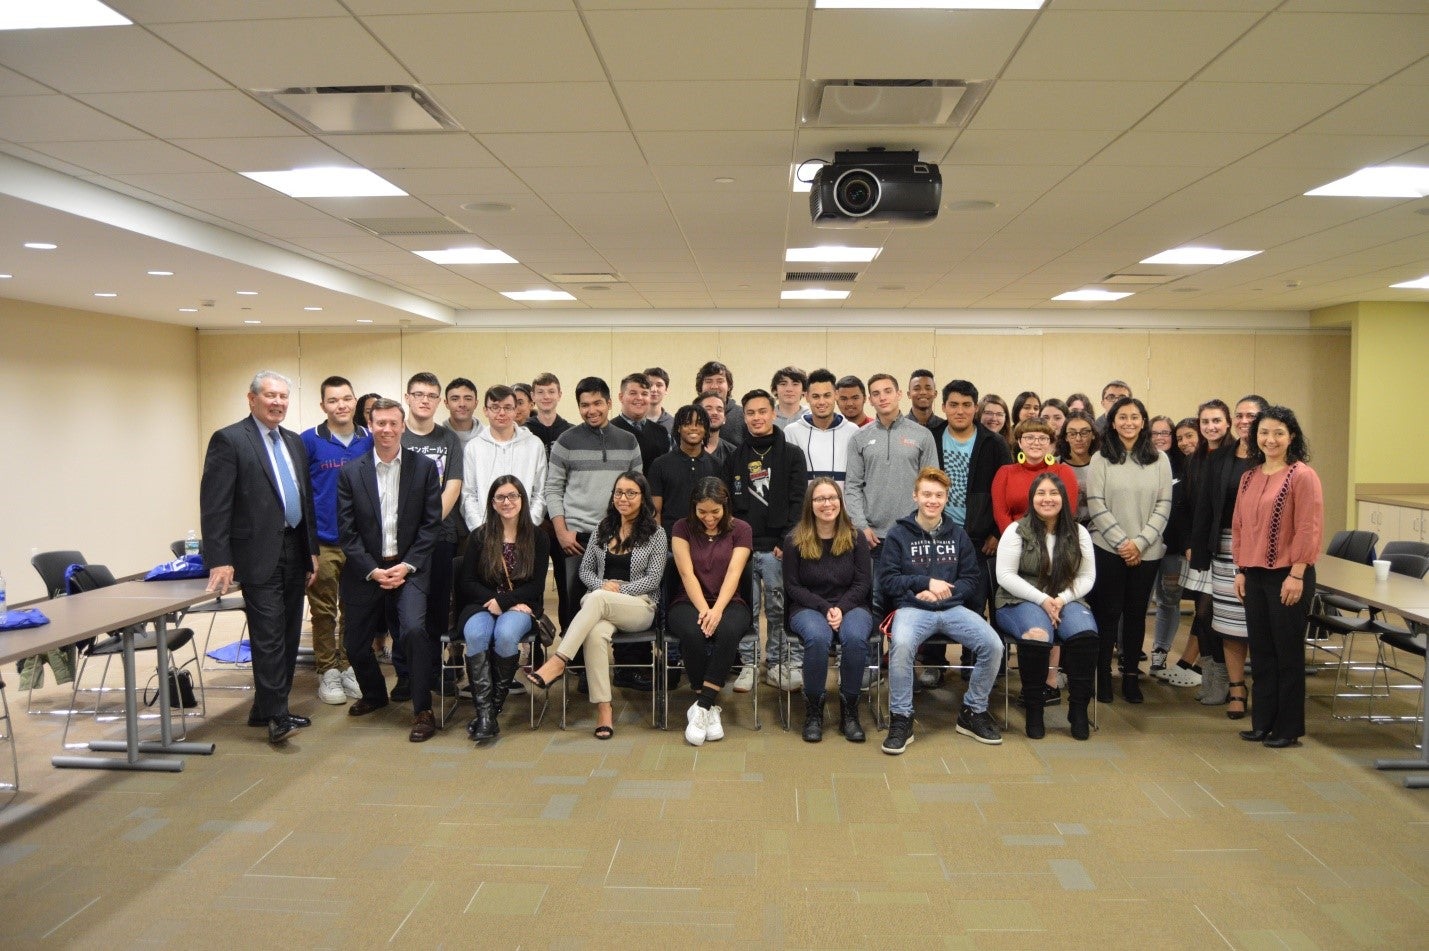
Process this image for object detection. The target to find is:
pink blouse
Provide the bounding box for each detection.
[1231,463,1323,570]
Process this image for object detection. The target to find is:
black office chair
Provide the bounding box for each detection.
[777,586,883,735]
[1332,552,1429,723]
[1305,529,1379,672]
[166,539,251,690]
[23,550,88,715]
[661,558,761,731]
[1382,540,1429,561]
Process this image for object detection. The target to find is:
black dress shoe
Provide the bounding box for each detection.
[1263,736,1302,748]
[268,716,301,744]
[1239,728,1268,742]
[286,714,312,728]
[348,697,388,716]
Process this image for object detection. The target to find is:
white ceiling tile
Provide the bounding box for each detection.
[1093,131,1275,167]
[77,90,300,139]
[478,132,646,167]
[652,164,789,193]
[513,166,661,195]
[432,83,628,134]
[108,1,351,22]
[258,216,377,239]
[0,65,49,96]
[29,138,221,176]
[618,81,798,132]
[637,131,796,167]
[1138,83,1366,134]
[170,136,348,171]
[323,133,499,169]
[1302,83,1429,136]
[586,9,805,81]
[0,95,149,142]
[1199,13,1428,84]
[808,10,1035,81]
[796,128,960,164]
[1004,11,1261,81]
[377,166,530,195]
[1054,164,1207,195]
[300,196,440,218]
[350,0,574,11]
[115,171,280,201]
[970,81,1178,132]
[951,130,1121,167]
[1233,133,1425,169]
[366,12,604,84]
[0,26,225,94]
[151,18,413,89]
[182,196,332,222]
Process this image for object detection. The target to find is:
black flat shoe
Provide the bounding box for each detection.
[1263,736,1301,749]
[1238,728,1268,742]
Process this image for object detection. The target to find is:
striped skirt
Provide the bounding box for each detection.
[1209,529,1248,639]
[1180,560,1213,596]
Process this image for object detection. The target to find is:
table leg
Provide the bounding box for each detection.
[53,631,183,772]
[1373,651,1429,787]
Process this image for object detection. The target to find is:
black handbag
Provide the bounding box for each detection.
[144,666,198,709]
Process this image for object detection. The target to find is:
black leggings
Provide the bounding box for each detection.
[670,601,753,691]
[1193,592,1225,662]
[1091,548,1161,675]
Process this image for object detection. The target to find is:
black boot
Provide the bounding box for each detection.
[490,652,520,720]
[1096,634,1116,703]
[1017,642,1051,740]
[465,654,498,741]
[839,692,866,743]
[1065,636,1097,741]
[1122,672,1144,704]
[802,692,825,743]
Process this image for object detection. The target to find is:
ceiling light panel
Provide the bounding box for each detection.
[415,248,519,265]
[242,167,407,198]
[1305,166,1429,198]
[786,247,881,263]
[0,0,129,30]
[1139,247,1262,265]
[502,289,576,301]
[1390,275,1429,290]
[1053,289,1133,301]
[782,289,850,300]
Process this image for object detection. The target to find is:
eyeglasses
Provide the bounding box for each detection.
[982,411,1005,421]
[492,492,521,504]
[1150,430,1173,438]
[1065,429,1094,439]
[811,495,840,505]
[1019,435,1051,444]
[407,391,440,402]
[486,403,515,414]
[612,489,642,499]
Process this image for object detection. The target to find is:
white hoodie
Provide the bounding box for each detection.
[783,412,858,488]
[460,425,548,529]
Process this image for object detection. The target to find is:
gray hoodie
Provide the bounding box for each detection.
[844,414,938,537]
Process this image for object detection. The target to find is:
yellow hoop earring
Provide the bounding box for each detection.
[1016,451,1027,465]
[1045,453,1056,466]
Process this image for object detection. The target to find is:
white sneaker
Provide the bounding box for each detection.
[732,666,755,693]
[339,667,361,700]
[318,668,346,705]
[1149,649,1169,673]
[764,665,786,689]
[704,705,724,742]
[685,702,708,746]
[1158,662,1203,687]
[862,667,876,689]
[787,667,804,691]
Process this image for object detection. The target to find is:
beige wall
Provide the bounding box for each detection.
[1,299,199,602]
[197,325,1351,536]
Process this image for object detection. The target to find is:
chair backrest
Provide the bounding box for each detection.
[66,564,118,593]
[1387,552,1429,581]
[30,550,88,598]
[169,540,186,559]
[1382,540,1429,561]
[1327,529,1378,565]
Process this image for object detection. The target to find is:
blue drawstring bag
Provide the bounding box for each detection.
[0,608,50,630]
[144,554,208,581]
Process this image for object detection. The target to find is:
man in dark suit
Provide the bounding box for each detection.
[610,372,670,474]
[201,370,320,744]
[337,398,444,741]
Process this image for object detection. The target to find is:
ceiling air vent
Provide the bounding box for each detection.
[802,79,992,128]
[1102,273,1168,285]
[786,271,859,282]
[255,85,462,134]
[349,216,470,237]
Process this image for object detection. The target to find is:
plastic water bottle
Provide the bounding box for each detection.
[0,569,7,621]
[185,529,200,558]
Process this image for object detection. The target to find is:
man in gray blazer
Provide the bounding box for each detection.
[201,370,320,744]
[337,398,443,741]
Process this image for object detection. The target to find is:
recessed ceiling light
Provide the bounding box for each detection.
[501,289,576,301]
[0,0,130,30]
[23,242,57,250]
[714,177,735,185]
[93,292,116,298]
[304,306,323,311]
[242,167,407,198]
[815,1,1044,8]
[178,307,198,312]
[945,199,998,212]
[237,290,258,295]
[1305,165,1429,198]
[356,319,374,324]
[786,246,881,263]
[781,289,850,300]
[243,319,262,325]
[1390,275,1429,290]
[1053,289,1134,302]
[417,247,519,265]
[147,270,173,277]
[1139,247,1261,266]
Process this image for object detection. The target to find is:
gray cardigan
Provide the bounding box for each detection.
[578,527,669,599]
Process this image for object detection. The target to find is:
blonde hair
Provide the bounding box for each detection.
[791,477,855,560]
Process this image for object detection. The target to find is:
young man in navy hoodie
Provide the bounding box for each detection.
[879,467,1004,754]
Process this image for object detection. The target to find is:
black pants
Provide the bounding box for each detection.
[242,529,308,720]
[1243,565,1313,741]
[345,575,428,709]
[671,601,752,692]
[1091,548,1161,675]
[392,538,453,686]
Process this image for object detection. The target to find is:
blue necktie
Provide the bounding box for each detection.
[269,430,302,528]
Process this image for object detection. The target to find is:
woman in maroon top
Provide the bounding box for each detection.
[1231,406,1323,748]
[670,477,753,747]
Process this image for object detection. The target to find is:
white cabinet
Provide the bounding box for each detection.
[1405,509,1428,543]
[1358,501,1398,542]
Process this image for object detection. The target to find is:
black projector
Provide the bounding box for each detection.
[809,149,941,228]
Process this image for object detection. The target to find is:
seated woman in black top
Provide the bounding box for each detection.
[455,475,549,742]
[783,477,872,744]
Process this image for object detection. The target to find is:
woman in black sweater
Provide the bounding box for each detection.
[783,477,872,743]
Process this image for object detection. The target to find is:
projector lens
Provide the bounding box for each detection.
[833,169,879,217]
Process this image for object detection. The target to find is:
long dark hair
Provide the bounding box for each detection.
[595,472,659,552]
[475,475,535,585]
[1098,396,1159,466]
[1057,409,1099,461]
[685,476,733,536]
[355,392,382,429]
[1018,472,1083,596]
[1246,405,1311,466]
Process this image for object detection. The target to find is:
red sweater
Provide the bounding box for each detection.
[992,459,1082,532]
[1231,462,1323,569]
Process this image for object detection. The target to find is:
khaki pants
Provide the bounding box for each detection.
[307,543,350,674]
[553,589,655,704]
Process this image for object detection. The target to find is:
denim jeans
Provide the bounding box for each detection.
[888,605,1003,716]
[788,607,873,697]
[740,549,799,669]
[1152,552,1186,653]
[994,599,1097,644]
[461,609,532,659]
